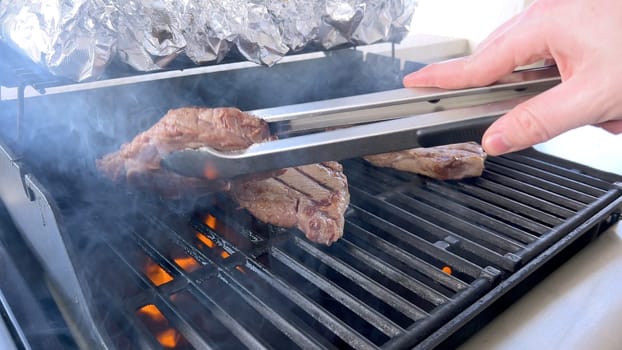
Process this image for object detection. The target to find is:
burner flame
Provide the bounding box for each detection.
[157,329,181,348]
[136,304,183,348]
[204,214,217,230]
[173,256,200,272]
[145,260,174,286]
[196,232,215,248]
[197,214,235,260]
[137,304,165,322]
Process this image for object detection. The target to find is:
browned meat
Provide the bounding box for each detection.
[97,107,350,245]
[231,162,349,245]
[364,142,487,180]
[96,107,271,195]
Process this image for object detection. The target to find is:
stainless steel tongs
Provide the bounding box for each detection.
[161,66,561,180]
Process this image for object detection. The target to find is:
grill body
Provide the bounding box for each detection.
[0,47,620,349]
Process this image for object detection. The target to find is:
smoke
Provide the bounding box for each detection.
[0,46,420,347]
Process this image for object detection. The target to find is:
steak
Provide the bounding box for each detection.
[364,142,487,180]
[231,162,349,245]
[97,107,350,245]
[96,107,271,196]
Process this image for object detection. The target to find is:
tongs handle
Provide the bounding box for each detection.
[161,96,529,180]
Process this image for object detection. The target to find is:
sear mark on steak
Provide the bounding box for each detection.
[96,107,272,196]
[96,107,350,245]
[231,162,349,246]
[364,142,487,180]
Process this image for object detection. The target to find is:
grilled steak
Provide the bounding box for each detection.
[96,107,271,195]
[231,162,349,245]
[364,142,487,180]
[97,107,350,245]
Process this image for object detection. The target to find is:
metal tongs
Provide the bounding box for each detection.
[162,66,561,179]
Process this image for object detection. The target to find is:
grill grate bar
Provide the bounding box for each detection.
[282,238,428,321]
[489,157,605,198]
[221,266,344,350]
[101,238,222,349]
[218,269,334,349]
[514,186,622,262]
[349,186,518,271]
[504,153,614,190]
[186,286,271,350]
[345,219,471,293]
[139,216,219,273]
[423,182,551,235]
[480,170,585,211]
[140,297,211,350]
[336,237,450,307]
[165,290,248,350]
[270,247,406,338]
[247,261,379,350]
[127,215,284,349]
[343,160,409,194]
[467,176,575,218]
[131,304,184,350]
[349,205,484,280]
[88,245,165,349]
[445,181,565,226]
[387,192,525,253]
[404,186,538,245]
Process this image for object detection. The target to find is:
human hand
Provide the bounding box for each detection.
[403,0,622,156]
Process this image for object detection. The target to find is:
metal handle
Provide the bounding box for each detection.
[253,66,560,135]
[162,96,531,179]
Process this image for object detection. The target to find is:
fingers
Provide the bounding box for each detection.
[403,17,550,89]
[482,78,594,155]
[598,120,622,134]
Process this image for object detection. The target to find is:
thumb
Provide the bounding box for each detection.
[482,78,594,155]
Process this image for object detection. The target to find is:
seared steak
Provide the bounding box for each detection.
[364,142,487,180]
[231,162,349,245]
[97,107,350,245]
[96,107,271,195]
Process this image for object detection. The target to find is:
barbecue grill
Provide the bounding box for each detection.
[0,41,621,350]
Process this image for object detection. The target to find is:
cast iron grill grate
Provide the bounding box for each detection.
[80,149,622,349]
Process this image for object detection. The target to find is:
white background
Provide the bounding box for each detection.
[409,0,534,50]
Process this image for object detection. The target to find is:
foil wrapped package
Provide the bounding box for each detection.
[0,0,417,82]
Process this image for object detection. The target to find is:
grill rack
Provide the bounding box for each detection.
[75,149,622,349]
[1,42,621,349]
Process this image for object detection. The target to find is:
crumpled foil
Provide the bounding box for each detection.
[0,0,117,82]
[0,0,416,82]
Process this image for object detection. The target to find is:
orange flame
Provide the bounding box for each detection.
[441,266,453,275]
[204,214,217,230]
[157,328,180,348]
[196,232,215,248]
[137,304,165,322]
[220,251,231,259]
[145,260,174,286]
[136,304,182,348]
[174,256,200,272]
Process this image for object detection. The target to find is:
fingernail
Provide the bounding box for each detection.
[403,73,418,87]
[483,132,512,155]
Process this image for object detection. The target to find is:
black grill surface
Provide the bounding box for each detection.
[2,43,621,349]
[70,149,622,349]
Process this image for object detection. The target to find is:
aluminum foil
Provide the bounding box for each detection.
[0,0,417,82]
[0,0,117,82]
